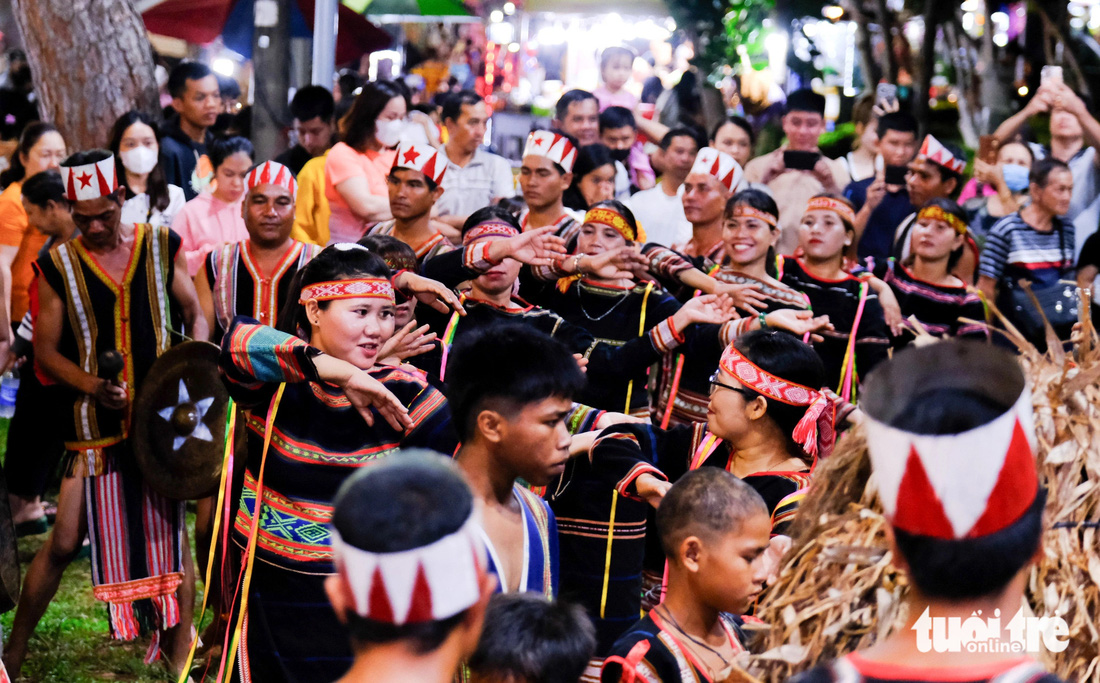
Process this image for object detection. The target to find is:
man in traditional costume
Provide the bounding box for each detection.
[4,150,208,677]
[363,141,455,269]
[194,159,322,341]
[325,452,495,683]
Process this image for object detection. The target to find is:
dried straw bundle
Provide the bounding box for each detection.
[746,425,908,683]
[747,300,1100,682]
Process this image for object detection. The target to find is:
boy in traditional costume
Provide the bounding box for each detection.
[793,341,1063,683]
[326,452,495,683]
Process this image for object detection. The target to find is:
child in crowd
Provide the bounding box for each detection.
[466,593,597,683]
[593,46,638,112]
[601,468,771,683]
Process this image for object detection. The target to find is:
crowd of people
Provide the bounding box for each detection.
[0,47,1089,683]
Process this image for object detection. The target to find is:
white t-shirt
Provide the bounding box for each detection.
[121,183,186,228]
[626,183,691,247]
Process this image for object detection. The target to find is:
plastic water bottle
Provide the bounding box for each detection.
[0,371,19,419]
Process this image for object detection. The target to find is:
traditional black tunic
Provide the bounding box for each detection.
[37,225,187,652]
[601,611,747,683]
[866,258,988,349]
[203,239,322,341]
[218,319,457,683]
[778,256,890,396]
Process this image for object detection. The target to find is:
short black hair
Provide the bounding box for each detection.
[785,88,826,117]
[332,451,475,653]
[359,234,418,274]
[445,324,585,442]
[656,468,768,560]
[712,116,756,148]
[599,106,636,133]
[660,125,707,152]
[217,74,241,101]
[441,90,483,124]
[209,136,255,169]
[467,594,596,683]
[290,85,335,123]
[731,330,827,464]
[61,149,113,168]
[1030,157,1071,188]
[555,89,597,122]
[21,170,66,208]
[876,112,918,139]
[168,62,214,99]
[461,205,521,240]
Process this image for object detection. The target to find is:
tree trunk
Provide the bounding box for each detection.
[251,0,292,161]
[12,0,158,151]
[845,0,882,89]
[874,0,899,84]
[915,0,941,138]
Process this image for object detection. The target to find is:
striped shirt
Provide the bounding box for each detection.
[978,212,1075,289]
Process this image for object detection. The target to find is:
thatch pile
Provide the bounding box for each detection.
[746,308,1100,682]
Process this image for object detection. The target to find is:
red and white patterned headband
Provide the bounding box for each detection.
[60,156,118,201]
[805,197,855,226]
[332,516,487,625]
[463,221,521,245]
[299,278,395,304]
[719,344,836,459]
[247,160,298,197]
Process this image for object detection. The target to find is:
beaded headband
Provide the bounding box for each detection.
[917,205,968,235]
[332,515,487,625]
[805,196,855,226]
[463,221,521,245]
[584,207,646,243]
[730,205,778,228]
[719,344,836,459]
[299,278,395,304]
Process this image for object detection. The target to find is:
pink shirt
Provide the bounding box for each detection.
[593,86,638,111]
[170,192,248,276]
[324,142,397,244]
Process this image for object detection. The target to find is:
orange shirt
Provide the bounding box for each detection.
[0,181,46,322]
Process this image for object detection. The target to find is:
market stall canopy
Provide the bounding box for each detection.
[141,0,391,63]
[348,0,479,23]
[522,0,665,15]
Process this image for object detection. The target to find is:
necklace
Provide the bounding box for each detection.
[657,605,732,676]
[576,282,631,322]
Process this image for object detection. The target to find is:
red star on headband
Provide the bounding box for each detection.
[532,136,544,147]
[77,172,93,189]
[402,148,421,164]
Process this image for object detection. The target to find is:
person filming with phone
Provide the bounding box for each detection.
[991,66,1100,254]
[844,111,920,261]
[744,89,850,254]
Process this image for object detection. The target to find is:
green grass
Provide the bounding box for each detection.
[0,417,197,682]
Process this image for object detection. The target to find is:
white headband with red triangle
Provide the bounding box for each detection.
[523,130,578,174]
[690,147,743,192]
[917,135,967,175]
[332,515,486,625]
[60,156,118,201]
[246,160,297,197]
[865,387,1038,540]
[392,141,448,186]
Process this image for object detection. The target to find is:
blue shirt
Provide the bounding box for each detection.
[845,178,915,260]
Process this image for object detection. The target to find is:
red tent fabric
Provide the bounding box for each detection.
[142,0,390,63]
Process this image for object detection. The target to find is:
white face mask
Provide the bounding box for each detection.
[120,145,159,175]
[375,119,406,148]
